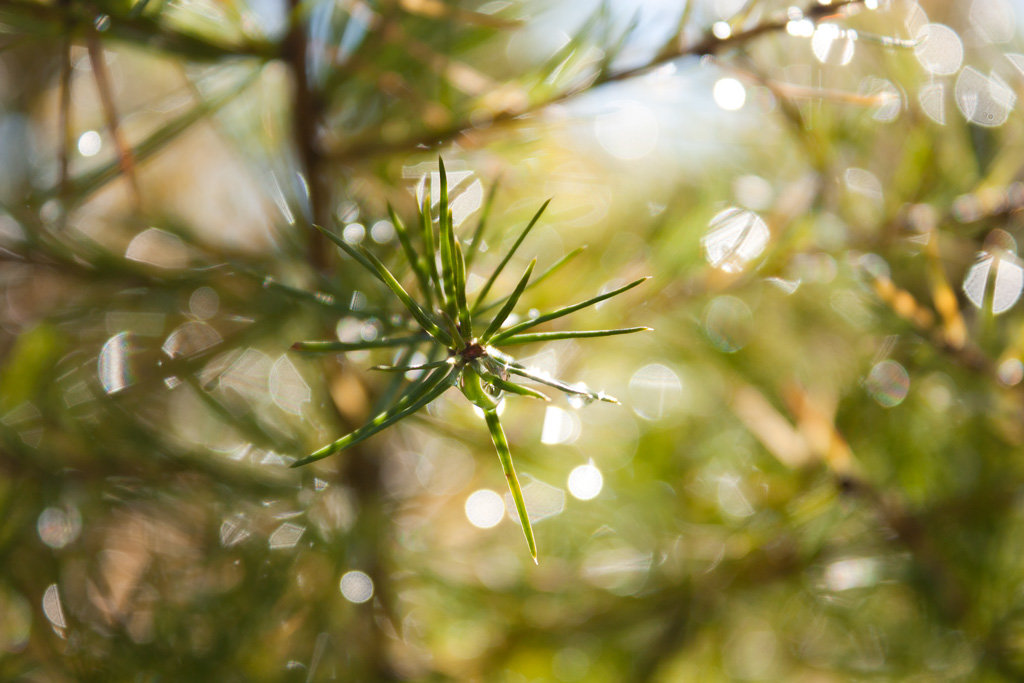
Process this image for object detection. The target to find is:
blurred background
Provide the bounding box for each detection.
[4,0,1024,679]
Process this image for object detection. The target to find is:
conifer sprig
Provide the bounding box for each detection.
[291,160,650,561]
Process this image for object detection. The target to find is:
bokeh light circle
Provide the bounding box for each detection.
[865,360,910,407]
[340,571,374,604]
[465,489,505,529]
[568,463,603,501]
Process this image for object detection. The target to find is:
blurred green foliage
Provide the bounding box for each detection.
[3,0,1024,680]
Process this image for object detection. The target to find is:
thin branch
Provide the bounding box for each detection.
[56,6,73,224]
[327,0,866,162]
[34,70,258,208]
[86,33,142,209]
[284,0,328,269]
[0,0,275,61]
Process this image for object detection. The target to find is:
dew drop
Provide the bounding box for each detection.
[567,392,595,410]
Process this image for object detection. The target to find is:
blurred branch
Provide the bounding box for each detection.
[838,474,969,621]
[398,0,522,29]
[31,69,258,209]
[0,0,276,61]
[0,422,291,496]
[326,0,866,162]
[868,269,992,373]
[281,7,396,678]
[284,0,328,269]
[56,4,73,222]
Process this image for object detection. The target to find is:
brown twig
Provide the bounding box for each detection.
[284,0,328,270]
[86,33,142,209]
[283,4,397,679]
